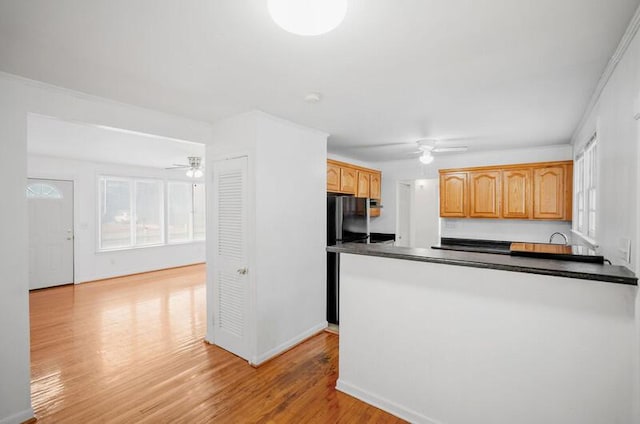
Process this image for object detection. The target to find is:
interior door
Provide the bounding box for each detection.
[212,156,250,360]
[27,178,74,290]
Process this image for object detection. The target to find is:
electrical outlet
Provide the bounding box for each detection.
[445,220,457,229]
[617,238,631,264]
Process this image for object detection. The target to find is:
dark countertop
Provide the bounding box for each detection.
[510,242,604,263]
[432,237,512,255]
[327,243,637,286]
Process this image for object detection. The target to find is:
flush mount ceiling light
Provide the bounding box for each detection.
[267,0,348,36]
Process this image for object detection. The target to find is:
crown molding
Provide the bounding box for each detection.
[571,4,640,143]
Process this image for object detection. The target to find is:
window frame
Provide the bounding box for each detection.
[97,176,166,252]
[572,134,598,246]
[166,180,206,244]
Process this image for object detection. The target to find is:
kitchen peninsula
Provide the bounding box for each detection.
[328,243,638,424]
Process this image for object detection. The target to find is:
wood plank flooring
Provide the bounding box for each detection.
[29,264,405,423]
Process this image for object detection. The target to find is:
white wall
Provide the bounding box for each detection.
[441,219,572,244]
[0,76,32,424]
[254,113,327,363]
[569,17,640,422]
[338,253,638,424]
[207,111,327,365]
[572,18,640,271]
[28,154,205,283]
[0,72,211,424]
[371,145,573,240]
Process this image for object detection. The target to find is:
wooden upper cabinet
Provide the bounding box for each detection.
[326,160,383,216]
[327,162,341,193]
[440,172,468,217]
[502,169,531,219]
[370,172,381,199]
[533,166,565,220]
[356,171,371,197]
[439,160,572,221]
[469,171,501,218]
[340,167,357,195]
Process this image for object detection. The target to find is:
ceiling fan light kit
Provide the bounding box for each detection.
[419,152,434,164]
[416,139,469,164]
[186,168,204,178]
[267,0,348,36]
[166,156,204,178]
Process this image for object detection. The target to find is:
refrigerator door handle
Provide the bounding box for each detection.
[336,197,343,242]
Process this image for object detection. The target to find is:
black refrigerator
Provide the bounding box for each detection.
[327,195,370,324]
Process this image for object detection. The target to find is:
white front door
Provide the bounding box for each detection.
[27,178,74,290]
[212,157,250,360]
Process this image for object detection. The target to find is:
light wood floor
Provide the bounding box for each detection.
[29,264,405,423]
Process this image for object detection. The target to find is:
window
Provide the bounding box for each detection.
[573,135,597,243]
[168,182,206,243]
[168,182,191,242]
[193,183,206,240]
[99,177,164,250]
[26,183,63,199]
[135,181,164,246]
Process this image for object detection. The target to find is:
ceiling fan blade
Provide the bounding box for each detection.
[432,146,469,153]
[165,164,189,170]
[342,142,416,150]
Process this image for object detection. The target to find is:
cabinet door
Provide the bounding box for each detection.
[370,172,381,199]
[440,172,468,217]
[340,167,357,195]
[327,163,341,193]
[469,171,501,218]
[502,169,531,219]
[356,171,370,197]
[533,166,565,219]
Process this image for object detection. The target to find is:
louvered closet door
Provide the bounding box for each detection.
[212,156,250,360]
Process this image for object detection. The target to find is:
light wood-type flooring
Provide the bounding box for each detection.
[29,264,404,423]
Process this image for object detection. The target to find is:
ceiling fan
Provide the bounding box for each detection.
[412,139,469,164]
[166,156,204,178]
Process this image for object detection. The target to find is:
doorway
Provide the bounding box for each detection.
[396,182,412,247]
[27,178,74,289]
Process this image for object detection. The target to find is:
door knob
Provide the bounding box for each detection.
[237,268,248,275]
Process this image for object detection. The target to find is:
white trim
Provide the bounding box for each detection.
[570,229,598,249]
[572,4,640,142]
[336,379,441,424]
[0,408,34,424]
[249,321,328,366]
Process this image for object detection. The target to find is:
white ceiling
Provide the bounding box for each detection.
[28,114,204,169]
[2,0,639,162]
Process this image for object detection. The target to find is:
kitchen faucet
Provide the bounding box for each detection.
[548,232,569,245]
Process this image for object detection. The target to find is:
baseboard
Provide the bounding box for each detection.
[336,379,441,424]
[0,408,34,424]
[77,262,206,284]
[203,333,214,345]
[250,321,328,366]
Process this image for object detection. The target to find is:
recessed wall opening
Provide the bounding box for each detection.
[27,113,206,287]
